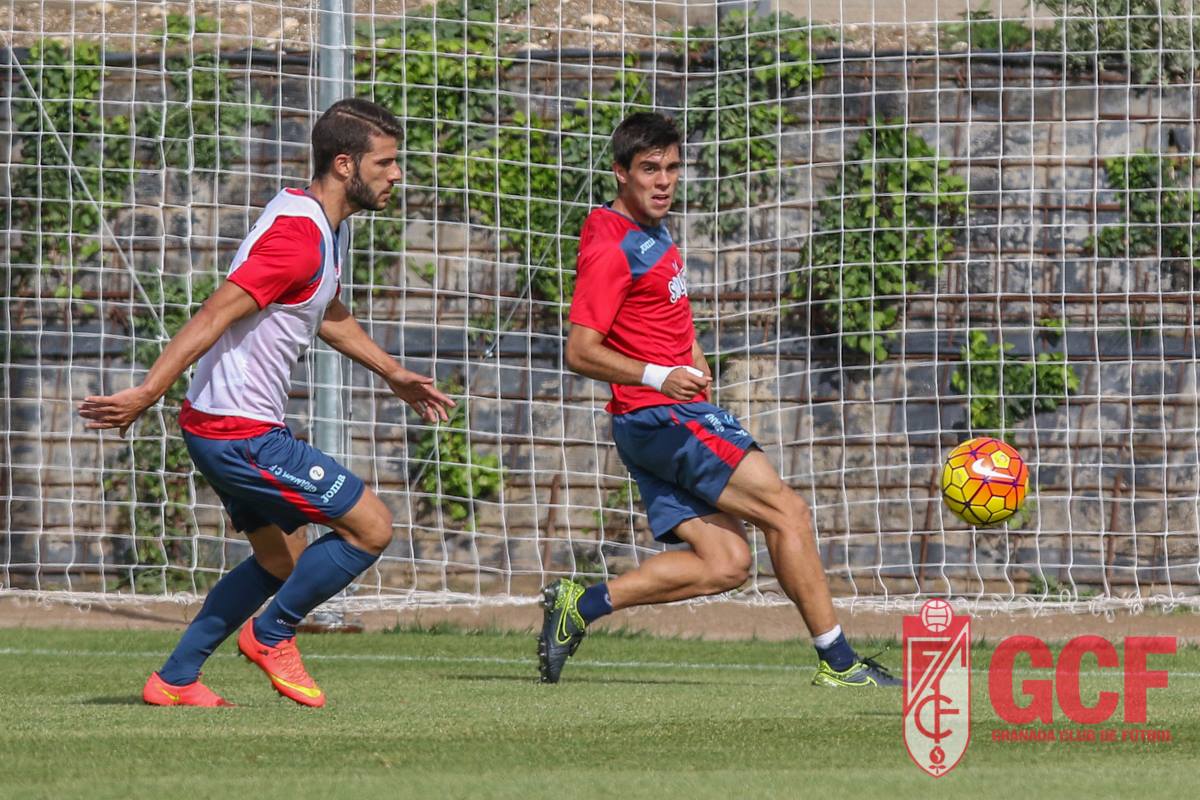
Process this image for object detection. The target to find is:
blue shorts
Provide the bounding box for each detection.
[184,427,365,534]
[611,402,759,543]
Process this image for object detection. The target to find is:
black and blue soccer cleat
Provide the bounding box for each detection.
[537,578,588,684]
[812,654,902,687]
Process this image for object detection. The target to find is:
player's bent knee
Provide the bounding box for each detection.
[343,524,392,556]
[356,513,393,554]
[789,493,812,529]
[760,491,811,537]
[707,545,752,592]
[370,497,394,532]
[715,563,750,592]
[336,491,395,555]
[793,491,811,515]
[762,523,808,551]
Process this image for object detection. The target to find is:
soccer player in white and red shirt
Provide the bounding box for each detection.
[539,112,899,687]
[79,98,455,707]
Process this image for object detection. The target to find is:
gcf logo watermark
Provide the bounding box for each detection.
[903,602,1177,776]
[903,600,971,777]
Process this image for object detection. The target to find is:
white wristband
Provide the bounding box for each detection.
[641,363,673,392]
[641,364,704,392]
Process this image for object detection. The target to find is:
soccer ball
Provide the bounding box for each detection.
[941,437,1029,526]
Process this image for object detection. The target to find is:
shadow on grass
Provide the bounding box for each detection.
[447,673,724,687]
[384,621,694,642]
[83,696,143,706]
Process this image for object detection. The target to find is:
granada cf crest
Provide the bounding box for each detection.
[903,600,971,777]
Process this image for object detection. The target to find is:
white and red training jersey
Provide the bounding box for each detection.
[181,188,347,439]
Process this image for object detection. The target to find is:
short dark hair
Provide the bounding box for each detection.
[611,112,682,169]
[312,97,403,178]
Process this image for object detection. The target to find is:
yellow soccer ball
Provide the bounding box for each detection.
[941,437,1030,526]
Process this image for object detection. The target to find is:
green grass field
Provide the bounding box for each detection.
[0,626,1195,800]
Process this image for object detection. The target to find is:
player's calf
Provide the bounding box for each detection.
[252,491,387,647]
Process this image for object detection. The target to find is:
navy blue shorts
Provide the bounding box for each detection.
[611,402,759,543]
[184,427,365,534]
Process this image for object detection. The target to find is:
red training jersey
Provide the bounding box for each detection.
[568,204,701,415]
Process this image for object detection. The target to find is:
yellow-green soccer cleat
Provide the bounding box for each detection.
[537,578,587,684]
[812,655,902,687]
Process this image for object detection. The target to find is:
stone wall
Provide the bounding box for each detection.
[5,47,1200,605]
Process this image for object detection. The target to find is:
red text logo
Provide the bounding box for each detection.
[989,635,1175,725]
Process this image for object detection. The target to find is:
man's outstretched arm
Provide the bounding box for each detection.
[318,297,454,423]
[78,281,260,435]
[565,323,710,402]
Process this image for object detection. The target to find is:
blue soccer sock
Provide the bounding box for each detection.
[577,582,614,624]
[253,532,378,646]
[813,625,858,672]
[158,556,284,686]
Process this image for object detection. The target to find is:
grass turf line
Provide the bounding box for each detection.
[0,628,1194,800]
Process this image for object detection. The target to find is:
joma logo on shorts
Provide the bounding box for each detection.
[320,474,346,504]
[706,412,747,437]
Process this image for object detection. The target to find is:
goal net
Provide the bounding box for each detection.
[4,0,1199,613]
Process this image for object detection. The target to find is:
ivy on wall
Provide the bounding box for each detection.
[1041,0,1199,85]
[950,329,1080,436]
[793,122,967,361]
[5,15,271,592]
[408,382,504,528]
[677,11,825,240]
[5,40,132,306]
[1089,153,1200,273]
[27,3,1190,583]
[355,3,824,316]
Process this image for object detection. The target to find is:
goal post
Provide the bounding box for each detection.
[3,0,1199,613]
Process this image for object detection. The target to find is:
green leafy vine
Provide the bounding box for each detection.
[794,121,967,361]
[7,15,279,592]
[1040,0,1199,84]
[4,40,133,311]
[106,276,217,593]
[950,329,1080,435]
[1088,153,1200,273]
[937,2,1035,53]
[676,11,825,240]
[409,384,504,528]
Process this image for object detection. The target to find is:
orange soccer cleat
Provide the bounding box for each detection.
[142,671,234,707]
[237,620,326,708]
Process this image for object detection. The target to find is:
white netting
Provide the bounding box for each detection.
[3,0,1200,612]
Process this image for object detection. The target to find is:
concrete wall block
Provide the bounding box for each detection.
[810,127,846,168]
[905,85,941,123]
[779,129,812,162]
[1096,120,1142,156]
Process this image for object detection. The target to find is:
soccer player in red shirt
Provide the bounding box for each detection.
[539,112,898,687]
[79,98,455,706]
